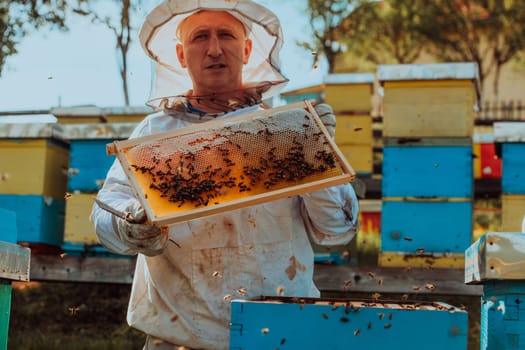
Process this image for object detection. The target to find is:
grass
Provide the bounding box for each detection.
[8,282,145,350]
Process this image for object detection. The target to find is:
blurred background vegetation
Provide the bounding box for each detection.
[8,282,145,350]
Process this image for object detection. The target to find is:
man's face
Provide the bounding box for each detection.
[176,11,253,96]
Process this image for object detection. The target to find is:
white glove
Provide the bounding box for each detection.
[112,201,168,256]
[314,103,336,138]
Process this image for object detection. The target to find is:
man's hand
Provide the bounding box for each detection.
[112,201,168,256]
[313,103,336,138]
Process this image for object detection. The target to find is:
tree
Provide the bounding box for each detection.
[74,0,142,106]
[357,0,425,64]
[417,0,525,98]
[0,0,77,77]
[298,0,369,73]
[331,0,426,72]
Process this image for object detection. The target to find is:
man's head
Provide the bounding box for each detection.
[175,10,253,96]
[139,0,288,110]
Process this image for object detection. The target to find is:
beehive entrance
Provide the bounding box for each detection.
[108,101,354,225]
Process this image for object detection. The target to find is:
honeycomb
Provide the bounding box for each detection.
[110,101,354,225]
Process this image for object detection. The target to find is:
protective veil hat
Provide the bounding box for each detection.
[139,0,289,110]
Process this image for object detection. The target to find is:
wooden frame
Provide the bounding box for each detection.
[107,101,355,226]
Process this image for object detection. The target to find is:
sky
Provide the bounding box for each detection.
[0,0,327,113]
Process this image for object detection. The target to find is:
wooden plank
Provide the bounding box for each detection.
[29,255,135,284]
[353,178,502,200]
[28,254,481,296]
[0,241,30,282]
[313,264,482,296]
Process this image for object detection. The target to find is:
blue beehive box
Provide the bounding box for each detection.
[61,123,137,192]
[382,139,473,198]
[0,195,64,246]
[381,199,472,254]
[501,143,525,194]
[494,122,525,194]
[67,140,117,192]
[0,208,17,244]
[480,281,525,349]
[466,232,525,349]
[229,297,468,350]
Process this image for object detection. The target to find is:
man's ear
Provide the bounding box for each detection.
[243,38,253,64]
[176,44,187,68]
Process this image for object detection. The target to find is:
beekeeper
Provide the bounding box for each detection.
[91,1,359,349]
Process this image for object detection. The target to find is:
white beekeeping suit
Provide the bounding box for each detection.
[91,1,359,349]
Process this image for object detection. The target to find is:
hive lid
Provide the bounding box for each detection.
[465,232,525,284]
[60,123,138,140]
[494,122,525,143]
[324,73,375,85]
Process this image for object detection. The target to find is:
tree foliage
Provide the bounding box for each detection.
[417,0,525,96]
[0,0,77,77]
[304,0,525,97]
[302,0,427,72]
[352,0,426,64]
[298,0,368,73]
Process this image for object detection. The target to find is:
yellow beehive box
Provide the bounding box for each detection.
[334,114,373,145]
[472,143,482,179]
[64,193,99,244]
[501,195,525,232]
[324,73,375,113]
[338,144,373,175]
[378,62,480,138]
[0,123,69,198]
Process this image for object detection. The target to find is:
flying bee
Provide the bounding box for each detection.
[276,286,285,296]
[342,279,352,291]
[68,306,80,315]
[425,283,436,291]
